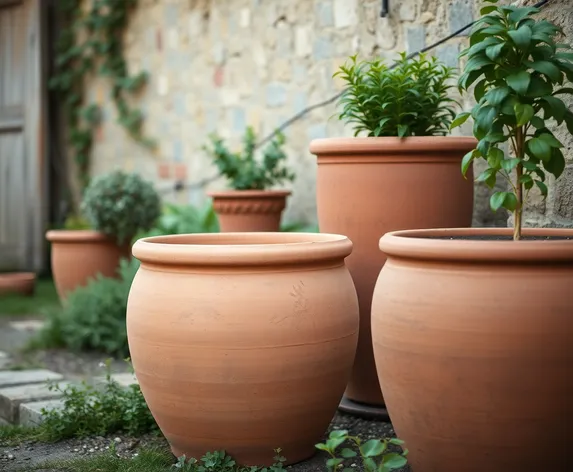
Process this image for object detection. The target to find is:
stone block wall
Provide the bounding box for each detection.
[84,0,572,228]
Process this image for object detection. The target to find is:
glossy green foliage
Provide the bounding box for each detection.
[316,430,408,472]
[453,0,573,238]
[49,0,154,189]
[204,127,295,190]
[140,202,220,238]
[82,171,161,244]
[334,52,458,137]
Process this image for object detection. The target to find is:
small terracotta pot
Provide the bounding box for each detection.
[46,230,131,301]
[127,232,359,466]
[0,272,36,296]
[371,227,573,472]
[310,136,476,406]
[208,190,291,232]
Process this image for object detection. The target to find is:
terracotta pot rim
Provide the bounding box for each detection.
[208,190,291,199]
[133,232,352,266]
[379,227,573,263]
[310,136,477,160]
[46,229,113,243]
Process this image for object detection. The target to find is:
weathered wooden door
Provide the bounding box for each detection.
[0,0,46,272]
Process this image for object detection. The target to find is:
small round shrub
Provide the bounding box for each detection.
[81,170,161,244]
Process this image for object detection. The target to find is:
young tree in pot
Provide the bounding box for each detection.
[370,3,573,471]
[46,171,161,301]
[309,53,477,412]
[205,126,295,232]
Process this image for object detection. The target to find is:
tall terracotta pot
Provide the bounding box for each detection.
[126,232,359,466]
[209,190,290,232]
[371,227,573,471]
[46,230,130,301]
[310,137,476,406]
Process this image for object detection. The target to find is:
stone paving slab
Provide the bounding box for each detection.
[19,399,65,427]
[0,381,72,424]
[0,369,63,389]
[8,320,45,331]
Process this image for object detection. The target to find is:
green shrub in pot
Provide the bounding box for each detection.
[82,170,161,244]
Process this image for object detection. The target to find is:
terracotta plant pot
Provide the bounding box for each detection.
[371,227,573,471]
[46,230,131,301]
[209,190,291,232]
[310,136,476,406]
[126,232,359,466]
[0,272,36,296]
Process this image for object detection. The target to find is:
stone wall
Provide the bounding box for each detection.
[84,0,572,228]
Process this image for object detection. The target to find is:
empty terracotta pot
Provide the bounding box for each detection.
[372,227,573,472]
[126,232,359,466]
[310,137,476,406]
[46,230,130,301]
[208,190,290,232]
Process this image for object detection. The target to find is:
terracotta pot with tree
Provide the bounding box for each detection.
[310,52,476,412]
[205,126,295,232]
[46,171,161,301]
[371,2,573,470]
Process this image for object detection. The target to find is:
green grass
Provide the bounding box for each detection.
[34,446,176,472]
[0,424,40,446]
[0,278,60,316]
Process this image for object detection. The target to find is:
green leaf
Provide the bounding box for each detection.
[315,444,330,452]
[340,448,357,458]
[507,71,531,95]
[487,147,504,169]
[485,86,510,106]
[501,158,520,172]
[329,430,349,439]
[476,106,497,131]
[527,137,552,161]
[508,25,532,49]
[485,43,505,61]
[530,61,562,82]
[539,133,563,148]
[509,7,539,24]
[397,124,409,138]
[326,458,344,469]
[503,193,518,212]
[381,453,408,470]
[326,437,346,450]
[388,438,405,446]
[490,191,508,211]
[530,116,545,129]
[535,180,549,197]
[477,168,497,188]
[461,150,477,178]
[480,5,498,14]
[514,103,534,127]
[542,96,567,123]
[544,148,565,179]
[451,112,471,129]
[360,439,387,457]
[525,76,553,98]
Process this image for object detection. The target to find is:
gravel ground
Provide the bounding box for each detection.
[0,413,408,472]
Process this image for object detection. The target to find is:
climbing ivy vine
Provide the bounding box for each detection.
[50,0,155,192]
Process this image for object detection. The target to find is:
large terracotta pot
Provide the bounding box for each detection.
[126,232,359,466]
[208,190,290,232]
[46,230,130,301]
[310,136,476,406]
[0,272,36,296]
[371,227,573,472]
